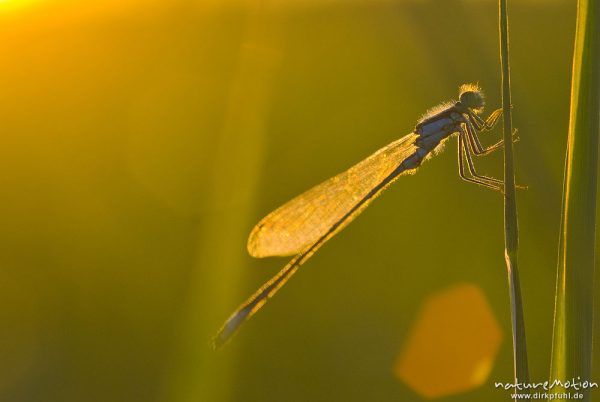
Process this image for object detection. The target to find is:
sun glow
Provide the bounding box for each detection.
[0,0,40,12]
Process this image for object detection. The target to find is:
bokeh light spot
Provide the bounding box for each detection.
[394,283,502,399]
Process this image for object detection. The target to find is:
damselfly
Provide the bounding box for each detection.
[212,84,516,348]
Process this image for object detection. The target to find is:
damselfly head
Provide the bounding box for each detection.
[458,84,485,113]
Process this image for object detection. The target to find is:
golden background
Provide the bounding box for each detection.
[1,1,598,401]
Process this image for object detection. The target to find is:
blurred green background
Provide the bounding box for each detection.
[1,0,598,401]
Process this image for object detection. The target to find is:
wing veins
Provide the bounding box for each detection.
[248,133,419,257]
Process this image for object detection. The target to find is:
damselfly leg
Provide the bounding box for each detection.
[458,113,525,191]
[458,133,505,191]
[465,119,494,155]
[470,107,503,131]
[465,116,519,157]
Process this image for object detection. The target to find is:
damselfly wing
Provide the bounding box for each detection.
[248,133,420,258]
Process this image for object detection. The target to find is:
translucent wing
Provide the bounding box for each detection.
[248,133,419,257]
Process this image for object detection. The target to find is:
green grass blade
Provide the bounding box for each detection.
[499,0,530,388]
[550,0,600,400]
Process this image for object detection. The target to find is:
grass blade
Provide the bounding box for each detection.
[550,0,600,400]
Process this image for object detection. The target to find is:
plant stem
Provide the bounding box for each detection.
[499,0,530,388]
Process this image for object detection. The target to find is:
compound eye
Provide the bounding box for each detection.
[460,91,485,109]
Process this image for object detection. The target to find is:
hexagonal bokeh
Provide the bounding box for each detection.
[394,283,502,399]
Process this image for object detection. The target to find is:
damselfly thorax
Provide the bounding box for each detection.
[397,85,505,183]
[212,84,518,348]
